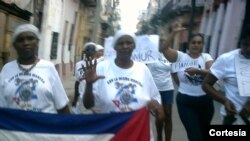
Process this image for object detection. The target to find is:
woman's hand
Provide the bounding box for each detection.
[147,99,164,121]
[240,101,250,118]
[82,57,105,84]
[172,22,187,33]
[224,98,237,115]
[185,67,200,75]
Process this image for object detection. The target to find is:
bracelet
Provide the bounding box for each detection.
[198,68,201,73]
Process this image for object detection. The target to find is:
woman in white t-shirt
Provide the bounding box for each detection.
[0,24,70,114]
[72,42,105,114]
[72,42,97,114]
[82,30,164,141]
[202,25,250,125]
[160,24,214,141]
[147,53,174,141]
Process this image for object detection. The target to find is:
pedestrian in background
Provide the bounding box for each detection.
[160,23,214,141]
[72,42,99,114]
[95,44,104,59]
[0,24,70,114]
[202,25,250,125]
[82,29,164,141]
[147,52,174,141]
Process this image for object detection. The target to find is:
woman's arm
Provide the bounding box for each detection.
[202,73,236,115]
[171,72,179,86]
[159,32,178,63]
[185,59,213,77]
[83,83,95,109]
[57,105,70,114]
[159,24,186,63]
[147,99,164,121]
[197,60,214,77]
[82,58,105,109]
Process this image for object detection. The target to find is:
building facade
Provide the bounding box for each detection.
[0,0,32,68]
[138,0,249,57]
[0,0,121,78]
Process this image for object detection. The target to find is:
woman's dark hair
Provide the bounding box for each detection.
[187,33,205,53]
[240,24,250,41]
[189,33,205,43]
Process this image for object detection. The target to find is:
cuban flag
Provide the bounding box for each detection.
[0,107,150,141]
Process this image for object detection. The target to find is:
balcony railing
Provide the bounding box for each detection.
[173,0,205,9]
[81,0,97,7]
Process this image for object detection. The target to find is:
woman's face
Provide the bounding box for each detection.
[188,36,203,54]
[241,36,250,59]
[114,35,135,59]
[159,37,166,50]
[13,32,39,59]
[95,50,104,58]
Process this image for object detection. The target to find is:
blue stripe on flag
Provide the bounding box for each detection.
[0,108,134,134]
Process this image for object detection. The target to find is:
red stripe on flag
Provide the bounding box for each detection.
[111,107,150,141]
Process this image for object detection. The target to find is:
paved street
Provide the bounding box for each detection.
[61,73,222,141]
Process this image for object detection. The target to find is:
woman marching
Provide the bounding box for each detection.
[160,23,214,141]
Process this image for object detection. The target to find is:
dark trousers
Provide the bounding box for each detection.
[176,93,214,141]
[223,114,250,125]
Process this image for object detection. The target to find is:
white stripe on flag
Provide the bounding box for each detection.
[0,129,114,141]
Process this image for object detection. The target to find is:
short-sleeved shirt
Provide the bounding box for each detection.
[172,51,213,96]
[0,60,69,113]
[210,49,249,115]
[147,53,174,91]
[92,59,161,113]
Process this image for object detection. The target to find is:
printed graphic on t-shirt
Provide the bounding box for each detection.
[8,72,46,112]
[14,78,38,109]
[172,60,199,72]
[112,82,138,112]
[107,77,143,112]
[77,68,85,81]
[184,72,203,86]
[173,60,203,86]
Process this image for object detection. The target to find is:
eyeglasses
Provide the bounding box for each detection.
[84,47,96,53]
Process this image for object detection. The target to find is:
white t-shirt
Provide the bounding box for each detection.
[210,49,249,115]
[172,51,213,96]
[92,59,161,113]
[147,53,174,91]
[75,60,87,96]
[0,60,69,113]
[91,59,160,141]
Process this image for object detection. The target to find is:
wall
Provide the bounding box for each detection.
[39,0,80,77]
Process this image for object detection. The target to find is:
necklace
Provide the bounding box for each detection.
[17,59,40,73]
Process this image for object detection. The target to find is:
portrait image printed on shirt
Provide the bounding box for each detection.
[106,77,143,112]
[8,72,48,112]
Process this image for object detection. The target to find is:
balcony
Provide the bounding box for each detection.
[179,0,204,10]
[81,0,97,7]
[0,1,32,21]
[158,0,205,22]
